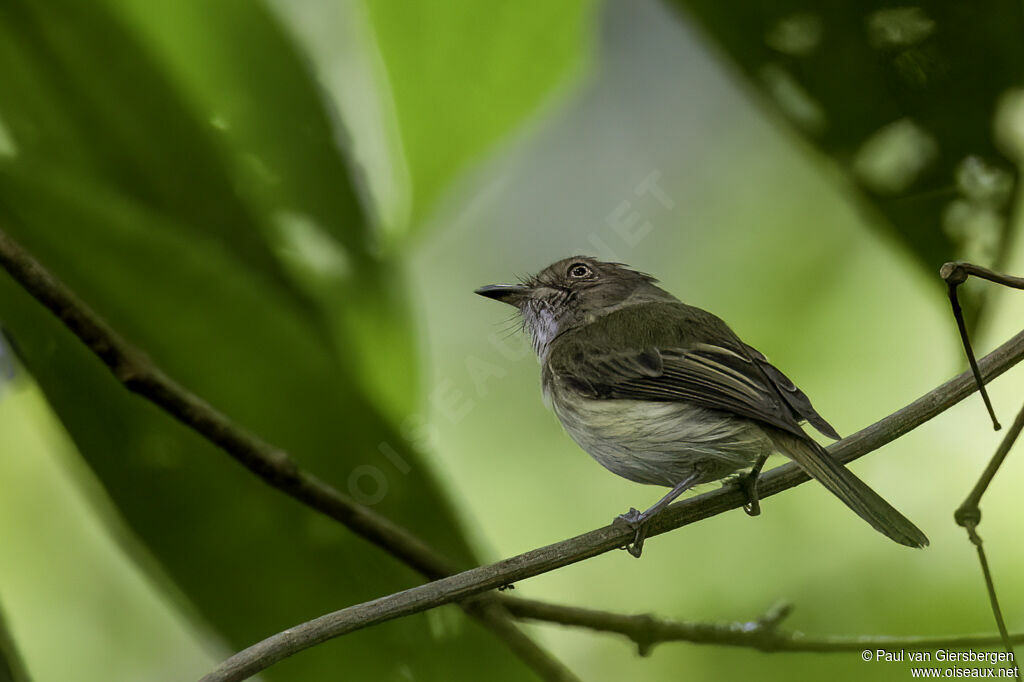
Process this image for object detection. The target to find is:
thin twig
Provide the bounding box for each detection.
[953,398,1024,676]
[200,327,1024,681]
[942,261,1024,673]
[940,261,1024,291]
[955,399,1024,532]
[939,262,1012,430]
[974,543,1017,662]
[504,597,1024,656]
[0,227,580,682]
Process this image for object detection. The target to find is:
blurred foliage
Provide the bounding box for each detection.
[363,0,597,232]
[0,0,586,678]
[411,2,1024,681]
[1,0,1023,681]
[0,331,14,398]
[105,0,374,259]
[668,0,1024,286]
[0,601,29,682]
[99,0,418,418]
[0,0,305,299]
[0,383,218,681]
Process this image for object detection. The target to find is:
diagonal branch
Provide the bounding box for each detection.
[200,326,1024,681]
[505,596,1024,656]
[7,223,1024,682]
[0,226,579,682]
[0,227,448,578]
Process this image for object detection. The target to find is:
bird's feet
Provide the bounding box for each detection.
[739,472,761,517]
[739,454,769,517]
[614,507,650,558]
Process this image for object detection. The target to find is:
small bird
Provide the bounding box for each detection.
[476,256,928,557]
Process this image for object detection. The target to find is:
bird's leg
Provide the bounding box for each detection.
[739,453,769,517]
[616,471,701,558]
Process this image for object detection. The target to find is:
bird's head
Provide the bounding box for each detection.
[475,256,668,358]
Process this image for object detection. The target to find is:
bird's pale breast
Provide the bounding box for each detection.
[546,379,773,487]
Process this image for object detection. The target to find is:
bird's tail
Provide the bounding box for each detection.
[769,431,929,548]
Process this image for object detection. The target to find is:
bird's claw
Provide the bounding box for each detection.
[615,507,644,526]
[740,473,761,517]
[614,507,649,558]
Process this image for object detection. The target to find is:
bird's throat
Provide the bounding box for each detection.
[522,303,560,362]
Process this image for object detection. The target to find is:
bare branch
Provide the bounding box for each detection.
[0,228,450,578]
[940,261,1024,291]
[0,226,579,682]
[939,262,1016,430]
[7,224,1023,682]
[941,260,1024,671]
[505,596,1024,656]
[200,326,1024,681]
[953,400,1024,674]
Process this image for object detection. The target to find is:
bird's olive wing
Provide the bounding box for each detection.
[552,342,835,441]
[741,344,841,440]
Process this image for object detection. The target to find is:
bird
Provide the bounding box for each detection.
[475,256,928,557]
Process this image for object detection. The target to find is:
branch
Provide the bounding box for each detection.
[942,260,1024,672]
[7,224,1024,682]
[0,228,449,576]
[505,596,1024,656]
[200,326,1024,681]
[0,227,580,682]
[939,261,1021,430]
[956,403,1024,673]
[941,261,1024,291]
[956,400,1024,529]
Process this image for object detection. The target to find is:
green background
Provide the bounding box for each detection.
[1,1,1022,680]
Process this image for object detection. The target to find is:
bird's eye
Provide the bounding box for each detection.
[568,263,593,279]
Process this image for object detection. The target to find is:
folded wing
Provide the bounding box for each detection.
[547,303,840,441]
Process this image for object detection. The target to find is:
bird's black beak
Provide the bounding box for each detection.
[474,284,530,306]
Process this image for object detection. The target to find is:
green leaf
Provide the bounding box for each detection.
[0,0,558,676]
[0,331,15,398]
[103,0,375,261]
[666,0,1024,282]
[0,169,534,680]
[0,0,420,426]
[99,0,420,417]
[364,0,598,232]
[0,0,307,293]
[0,599,30,682]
